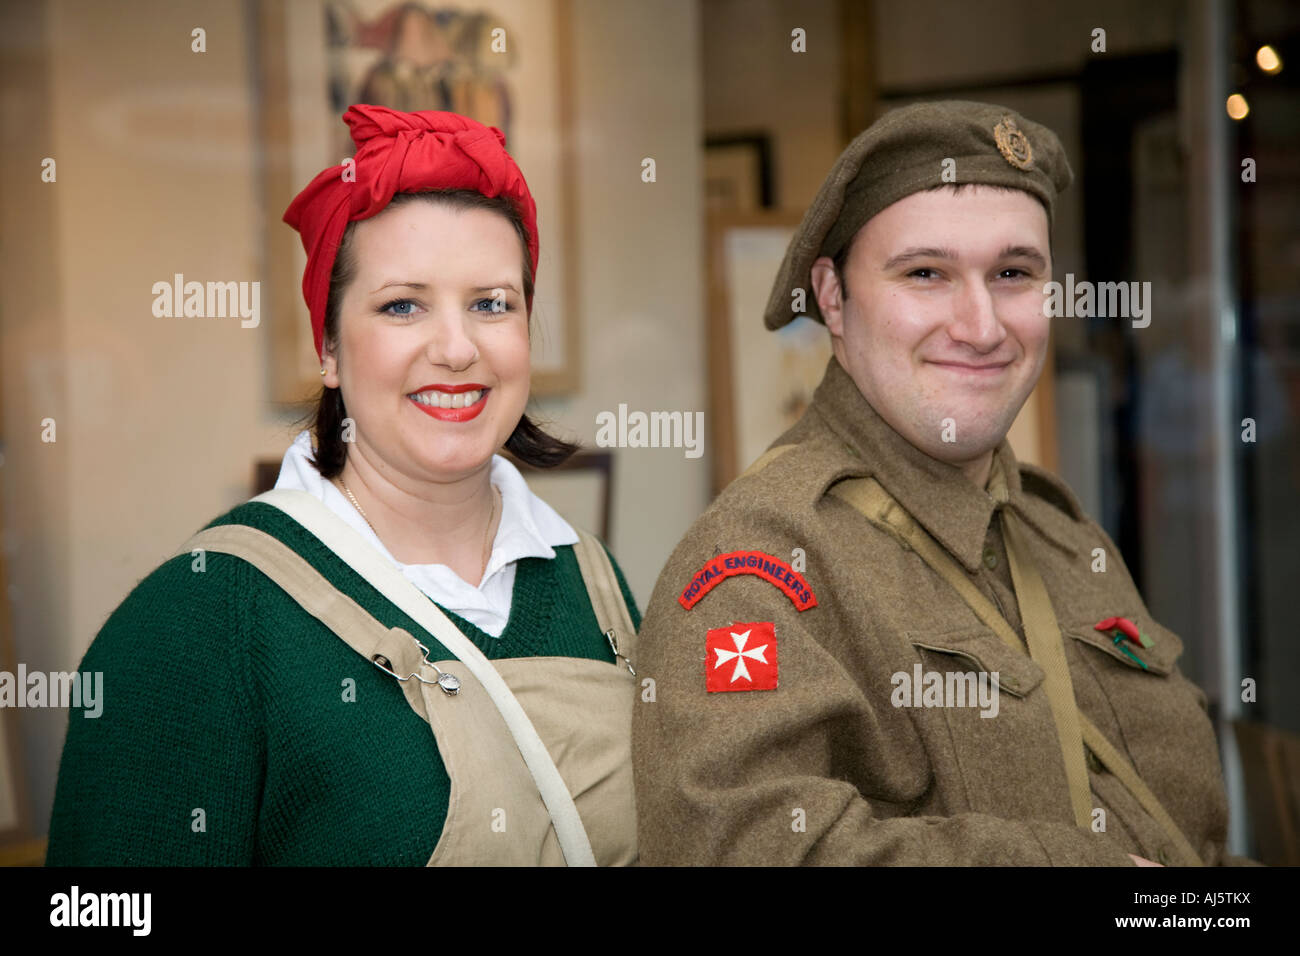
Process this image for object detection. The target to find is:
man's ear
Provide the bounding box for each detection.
[811,256,845,336]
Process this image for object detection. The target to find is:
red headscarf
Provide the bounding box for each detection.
[283,104,540,361]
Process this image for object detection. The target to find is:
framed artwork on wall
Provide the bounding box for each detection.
[706,211,831,495]
[704,133,774,213]
[511,450,613,541]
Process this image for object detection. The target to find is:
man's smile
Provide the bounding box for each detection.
[924,358,1013,377]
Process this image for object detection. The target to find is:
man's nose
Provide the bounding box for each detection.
[947,278,1007,353]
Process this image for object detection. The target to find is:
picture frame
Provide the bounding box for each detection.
[703,133,775,213]
[510,450,613,541]
[255,0,581,406]
[706,210,830,495]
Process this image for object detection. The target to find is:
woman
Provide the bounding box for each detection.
[46,106,640,866]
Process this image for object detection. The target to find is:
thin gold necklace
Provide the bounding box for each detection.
[335,475,499,579]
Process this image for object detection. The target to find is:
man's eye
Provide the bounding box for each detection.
[381,298,417,316]
[999,268,1029,279]
[909,268,938,280]
[471,297,510,313]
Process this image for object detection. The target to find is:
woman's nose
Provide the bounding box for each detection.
[425,312,479,370]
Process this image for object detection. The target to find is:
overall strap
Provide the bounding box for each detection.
[829,475,1204,866]
[178,524,432,723]
[179,489,598,867]
[571,528,637,673]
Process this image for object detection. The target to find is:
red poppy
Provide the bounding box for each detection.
[1094,616,1153,649]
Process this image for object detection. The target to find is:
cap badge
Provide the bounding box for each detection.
[994,116,1034,171]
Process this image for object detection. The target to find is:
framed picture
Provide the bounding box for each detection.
[512,450,613,541]
[706,211,831,494]
[704,133,775,213]
[256,0,580,405]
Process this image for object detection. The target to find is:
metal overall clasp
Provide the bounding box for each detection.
[605,628,635,676]
[370,631,462,696]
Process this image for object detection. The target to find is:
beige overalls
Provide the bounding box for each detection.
[180,490,639,866]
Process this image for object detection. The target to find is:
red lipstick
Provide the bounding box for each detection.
[408,383,490,422]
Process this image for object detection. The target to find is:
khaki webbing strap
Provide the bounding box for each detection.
[829,477,1088,825]
[999,514,1094,830]
[1077,713,1204,867]
[829,476,1204,865]
[571,529,637,670]
[739,444,797,480]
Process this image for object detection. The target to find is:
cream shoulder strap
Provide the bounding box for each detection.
[571,528,637,673]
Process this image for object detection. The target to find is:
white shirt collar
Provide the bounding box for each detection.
[270,430,577,635]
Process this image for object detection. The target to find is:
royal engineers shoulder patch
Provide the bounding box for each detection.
[994,115,1034,170]
[679,550,817,612]
[706,622,778,692]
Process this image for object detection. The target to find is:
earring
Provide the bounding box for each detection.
[319,367,327,377]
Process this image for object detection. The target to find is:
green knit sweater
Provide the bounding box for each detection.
[46,501,640,866]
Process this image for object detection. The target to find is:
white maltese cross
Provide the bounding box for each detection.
[713,629,770,684]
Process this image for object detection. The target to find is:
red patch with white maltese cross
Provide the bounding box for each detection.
[706,622,778,692]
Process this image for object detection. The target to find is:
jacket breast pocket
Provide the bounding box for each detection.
[1064,616,1225,836]
[1065,613,1181,677]
[1064,616,1214,743]
[903,629,1076,822]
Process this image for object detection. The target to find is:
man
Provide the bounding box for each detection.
[632,100,1240,865]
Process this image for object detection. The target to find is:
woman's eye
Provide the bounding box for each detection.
[471,297,511,313]
[381,298,418,316]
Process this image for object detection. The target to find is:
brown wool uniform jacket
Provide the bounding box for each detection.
[633,357,1236,866]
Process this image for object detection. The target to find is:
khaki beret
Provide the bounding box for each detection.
[764,100,1074,329]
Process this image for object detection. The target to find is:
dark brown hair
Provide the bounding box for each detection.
[306,189,578,478]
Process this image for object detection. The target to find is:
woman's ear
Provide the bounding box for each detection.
[321,341,341,389]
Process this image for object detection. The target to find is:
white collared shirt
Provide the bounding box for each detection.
[272,430,578,637]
